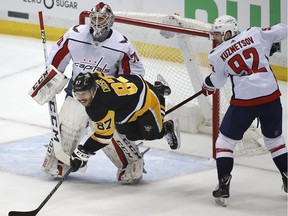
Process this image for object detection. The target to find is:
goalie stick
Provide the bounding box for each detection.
[8,167,73,216]
[38,11,70,165]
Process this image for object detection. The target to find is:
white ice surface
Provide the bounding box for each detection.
[0,34,287,216]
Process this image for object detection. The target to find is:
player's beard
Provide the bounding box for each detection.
[77,89,96,107]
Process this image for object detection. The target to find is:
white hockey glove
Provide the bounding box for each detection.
[202,81,216,96]
[29,65,68,105]
[70,145,94,172]
[202,75,217,96]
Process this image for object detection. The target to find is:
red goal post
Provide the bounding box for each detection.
[79,11,266,158]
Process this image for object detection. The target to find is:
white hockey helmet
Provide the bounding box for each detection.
[89,2,115,42]
[210,15,238,41]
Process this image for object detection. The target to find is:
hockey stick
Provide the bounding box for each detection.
[166,90,203,115]
[8,167,73,216]
[38,11,70,165]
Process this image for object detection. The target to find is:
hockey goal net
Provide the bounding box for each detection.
[79,11,267,158]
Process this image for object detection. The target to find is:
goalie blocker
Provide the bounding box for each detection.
[29,65,68,105]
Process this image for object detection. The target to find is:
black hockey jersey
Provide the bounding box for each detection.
[83,72,153,152]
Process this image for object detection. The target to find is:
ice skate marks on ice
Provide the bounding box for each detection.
[0,134,215,182]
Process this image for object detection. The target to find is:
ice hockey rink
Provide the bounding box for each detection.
[0,34,287,216]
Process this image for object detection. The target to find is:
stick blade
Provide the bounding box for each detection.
[8,210,38,216]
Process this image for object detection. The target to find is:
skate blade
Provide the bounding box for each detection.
[215,197,228,207]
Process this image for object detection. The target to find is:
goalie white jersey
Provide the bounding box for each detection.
[47,24,145,81]
[208,23,287,106]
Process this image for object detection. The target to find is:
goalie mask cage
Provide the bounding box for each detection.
[79,11,267,158]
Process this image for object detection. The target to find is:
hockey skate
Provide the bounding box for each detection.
[282,171,287,193]
[154,74,171,96]
[213,174,232,207]
[164,119,181,150]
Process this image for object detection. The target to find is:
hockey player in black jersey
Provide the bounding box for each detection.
[70,72,181,172]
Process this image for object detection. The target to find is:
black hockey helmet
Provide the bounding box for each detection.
[73,73,96,92]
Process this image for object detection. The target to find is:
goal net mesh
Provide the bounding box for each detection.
[80,11,267,157]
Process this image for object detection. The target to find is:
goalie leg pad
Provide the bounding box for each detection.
[41,139,70,177]
[59,96,89,155]
[102,131,146,184]
[42,96,89,177]
[102,140,126,169]
[117,158,144,184]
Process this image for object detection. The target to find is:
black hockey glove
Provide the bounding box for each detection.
[70,145,93,172]
[270,42,280,56]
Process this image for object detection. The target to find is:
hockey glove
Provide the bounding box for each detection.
[202,82,216,96]
[70,145,92,172]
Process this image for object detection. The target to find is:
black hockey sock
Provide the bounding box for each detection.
[216,157,234,180]
[273,153,287,174]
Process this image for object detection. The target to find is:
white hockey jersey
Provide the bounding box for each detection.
[47,24,145,81]
[208,23,287,106]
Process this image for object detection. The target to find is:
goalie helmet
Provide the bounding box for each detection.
[210,15,238,41]
[89,2,115,42]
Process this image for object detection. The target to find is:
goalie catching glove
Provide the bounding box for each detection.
[70,145,95,172]
[29,65,68,105]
